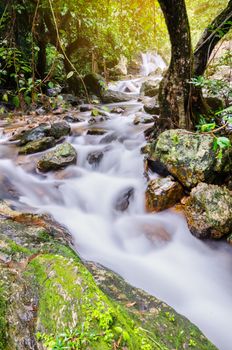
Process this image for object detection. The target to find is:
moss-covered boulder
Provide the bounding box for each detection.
[146,176,184,212]
[140,79,160,97]
[185,183,232,239]
[18,137,55,155]
[0,201,217,350]
[149,129,232,188]
[19,124,51,145]
[37,142,77,172]
[49,121,71,139]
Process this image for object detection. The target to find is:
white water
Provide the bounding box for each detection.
[0,72,231,350]
[109,52,166,94]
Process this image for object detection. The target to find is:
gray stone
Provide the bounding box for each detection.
[37,142,77,172]
[18,137,55,155]
[150,129,232,188]
[185,183,232,239]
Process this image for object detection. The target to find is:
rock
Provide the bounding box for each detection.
[0,202,218,350]
[49,121,71,139]
[37,142,77,172]
[47,87,61,97]
[140,79,160,97]
[115,188,134,212]
[35,107,46,115]
[61,94,81,106]
[99,132,118,144]
[101,89,138,103]
[185,183,232,239]
[111,107,124,114]
[146,176,184,212]
[79,104,94,112]
[144,100,160,115]
[87,128,108,136]
[88,115,109,125]
[111,55,128,77]
[133,114,154,125]
[150,129,232,188]
[87,151,104,166]
[83,73,106,96]
[63,114,84,123]
[18,137,55,155]
[19,124,50,145]
[205,97,225,110]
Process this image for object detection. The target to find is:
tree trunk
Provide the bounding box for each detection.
[194,0,232,76]
[157,0,193,130]
[191,0,232,119]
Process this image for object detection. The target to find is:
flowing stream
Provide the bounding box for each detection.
[0,54,232,350]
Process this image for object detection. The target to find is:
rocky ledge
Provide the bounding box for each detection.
[0,201,217,350]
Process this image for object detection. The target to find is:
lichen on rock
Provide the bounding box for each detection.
[185,183,232,239]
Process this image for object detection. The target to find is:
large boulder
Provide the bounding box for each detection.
[101,89,138,103]
[185,183,232,239]
[37,142,77,172]
[146,176,184,212]
[0,202,218,350]
[143,99,160,115]
[140,79,160,97]
[49,121,71,139]
[83,73,106,97]
[149,129,232,188]
[18,137,55,155]
[19,124,50,145]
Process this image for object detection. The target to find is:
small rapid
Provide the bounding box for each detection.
[0,54,231,350]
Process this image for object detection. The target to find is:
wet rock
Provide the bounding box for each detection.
[150,129,232,188]
[87,128,108,136]
[133,114,154,125]
[146,159,171,177]
[115,188,134,212]
[144,100,160,115]
[37,142,77,172]
[18,137,55,155]
[99,132,118,144]
[87,150,104,166]
[0,202,218,350]
[63,114,84,123]
[84,73,106,96]
[88,115,109,125]
[140,79,160,97]
[80,104,94,112]
[111,107,124,114]
[61,94,81,106]
[49,121,71,139]
[101,89,138,103]
[19,124,50,145]
[146,176,184,212]
[185,183,232,239]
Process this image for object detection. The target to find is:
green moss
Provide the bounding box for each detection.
[26,254,160,349]
[0,282,7,350]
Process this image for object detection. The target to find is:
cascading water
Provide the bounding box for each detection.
[0,82,231,350]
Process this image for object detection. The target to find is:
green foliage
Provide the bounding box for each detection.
[213,136,231,159]
[190,76,232,105]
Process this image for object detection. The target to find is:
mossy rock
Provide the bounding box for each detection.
[18,137,55,155]
[37,142,77,172]
[150,129,232,188]
[0,202,218,350]
[185,182,232,239]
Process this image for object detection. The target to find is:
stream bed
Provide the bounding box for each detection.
[0,69,232,350]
